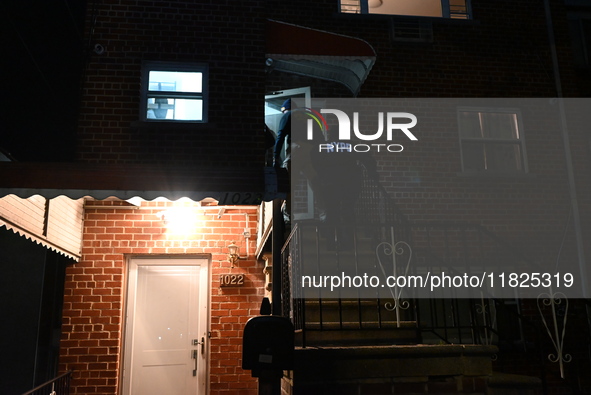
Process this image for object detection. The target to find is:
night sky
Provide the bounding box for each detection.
[2,1,87,161]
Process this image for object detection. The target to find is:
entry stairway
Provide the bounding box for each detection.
[291,221,528,347]
[283,344,542,395]
[274,165,587,394]
[283,223,545,394]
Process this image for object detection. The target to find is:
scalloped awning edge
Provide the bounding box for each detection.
[0,219,80,261]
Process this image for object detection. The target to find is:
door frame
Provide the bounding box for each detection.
[264,86,312,139]
[265,87,316,220]
[120,255,211,395]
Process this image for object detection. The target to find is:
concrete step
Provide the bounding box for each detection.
[303,299,415,324]
[284,345,542,394]
[487,372,542,395]
[291,344,496,381]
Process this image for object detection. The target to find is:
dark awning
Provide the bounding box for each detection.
[266,20,376,96]
[0,162,268,203]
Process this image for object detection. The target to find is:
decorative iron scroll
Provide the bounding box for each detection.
[537,288,571,378]
[475,294,497,347]
[376,227,412,326]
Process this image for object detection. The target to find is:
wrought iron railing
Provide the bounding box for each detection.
[275,160,589,391]
[21,371,72,395]
[281,221,534,348]
[279,160,535,347]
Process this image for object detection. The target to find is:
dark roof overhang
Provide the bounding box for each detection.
[266,20,376,96]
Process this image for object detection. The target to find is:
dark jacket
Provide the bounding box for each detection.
[273,110,291,166]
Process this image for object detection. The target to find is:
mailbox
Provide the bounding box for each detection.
[242,315,294,375]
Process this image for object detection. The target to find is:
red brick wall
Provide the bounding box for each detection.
[264,0,590,277]
[77,0,266,168]
[59,199,264,394]
[265,0,579,97]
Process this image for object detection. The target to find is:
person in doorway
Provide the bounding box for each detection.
[273,98,295,225]
[273,98,293,171]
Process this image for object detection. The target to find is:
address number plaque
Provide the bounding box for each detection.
[219,273,245,287]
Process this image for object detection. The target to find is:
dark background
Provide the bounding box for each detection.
[1,0,87,161]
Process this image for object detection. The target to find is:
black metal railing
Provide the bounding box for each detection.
[274,160,590,394]
[279,160,537,347]
[281,220,305,342]
[21,371,72,395]
[281,221,535,347]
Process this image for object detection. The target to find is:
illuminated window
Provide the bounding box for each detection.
[141,62,208,122]
[458,109,527,173]
[339,0,471,19]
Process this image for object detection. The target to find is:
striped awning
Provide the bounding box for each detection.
[266,20,376,96]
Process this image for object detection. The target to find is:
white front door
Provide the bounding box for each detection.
[122,257,209,395]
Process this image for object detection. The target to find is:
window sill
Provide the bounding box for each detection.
[334,12,479,25]
[456,171,536,181]
[130,121,217,131]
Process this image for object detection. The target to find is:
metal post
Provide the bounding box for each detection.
[255,198,285,395]
[543,0,587,298]
[272,198,283,316]
[543,0,591,373]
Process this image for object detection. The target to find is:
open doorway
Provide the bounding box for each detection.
[265,87,311,141]
[265,87,315,220]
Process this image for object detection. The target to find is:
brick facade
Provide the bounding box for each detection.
[264,0,590,283]
[266,0,580,97]
[59,1,268,393]
[51,0,591,393]
[77,0,266,168]
[59,200,263,394]
[263,2,591,393]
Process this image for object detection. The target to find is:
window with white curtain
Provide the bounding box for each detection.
[140,61,208,122]
[458,108,527,173]
[339,0,471,19]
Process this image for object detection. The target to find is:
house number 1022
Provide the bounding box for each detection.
[220,274,245,287]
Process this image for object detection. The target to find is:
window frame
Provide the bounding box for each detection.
[567,11,591,68]
[457,107,529,174]
[338,0,472,20]
[140,61,209,123]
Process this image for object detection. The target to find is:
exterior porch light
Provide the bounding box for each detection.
[228,241,246,265]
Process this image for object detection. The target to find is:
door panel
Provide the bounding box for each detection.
[123,258,209,395]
